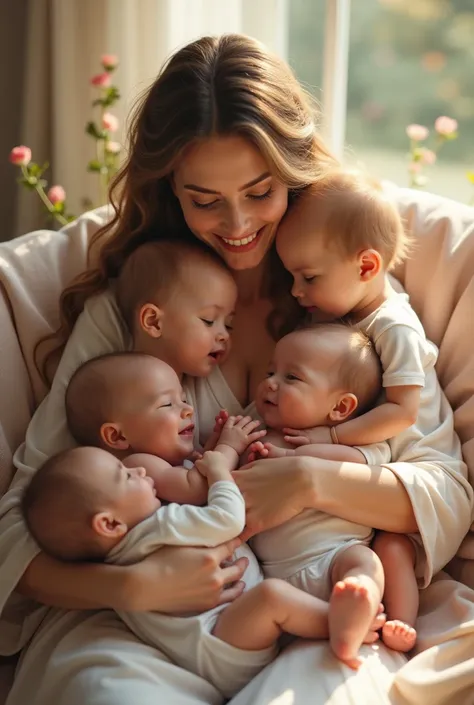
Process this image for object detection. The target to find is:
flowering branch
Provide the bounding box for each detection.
[406,116,458,189]
[9,53,121,227]
[86,54,121,208]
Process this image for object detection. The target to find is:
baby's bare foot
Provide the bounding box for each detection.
[382,620,417,652]
[329,577,380,670]
[363,603,386,644]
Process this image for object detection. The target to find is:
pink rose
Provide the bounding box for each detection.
[421,149,437,165]
[101,54,119,70]
[47,185,66,205]
[105,141,121,154]
[91,72,111,88]
[102,112,119,132]
[434,116,458,136]
[9,145,32,166]
[406,124,429,141]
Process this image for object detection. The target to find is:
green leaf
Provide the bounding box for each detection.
[92,98,106,108]
[105,86,120,101]
[29,162,42,177]
[18,176,37,191]
[101,86,121,108]
[87,159,103,173]
[66,214,76,223]
[466,171,474,184]
[85,121,106,140]
[444,132,458,141]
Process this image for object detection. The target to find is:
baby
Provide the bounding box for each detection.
[274,168,459,653]
[115,236,237,381]
[21,353,383,698]
[249,323,391,668]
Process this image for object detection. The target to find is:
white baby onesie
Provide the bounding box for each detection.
[106,481,276,698]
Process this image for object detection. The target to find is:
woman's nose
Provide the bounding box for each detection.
[223,206,251,239]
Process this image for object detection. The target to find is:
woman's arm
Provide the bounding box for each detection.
[17,552,135,610]
[234,455,417,541]
[17,538,248,613]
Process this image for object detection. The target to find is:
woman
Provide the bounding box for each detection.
[0,34,472,705]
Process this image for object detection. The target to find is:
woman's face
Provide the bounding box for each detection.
[173,135,288,271]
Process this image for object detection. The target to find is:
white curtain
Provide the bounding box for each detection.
[16,0,288,236]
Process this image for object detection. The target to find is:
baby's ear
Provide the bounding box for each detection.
[329,393,358,422]
[101,423,130,451]
[92,512,127,539]
[358,249,382,281]
[139,303,163,339]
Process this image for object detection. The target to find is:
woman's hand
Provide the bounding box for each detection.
[233,457,314,541]
[129,538,248,613]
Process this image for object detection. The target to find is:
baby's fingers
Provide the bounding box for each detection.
[234,415,255,429]
[282,427,303,437]
[283,435,309,446]
[247,430,267,444]
[242,419,262,432]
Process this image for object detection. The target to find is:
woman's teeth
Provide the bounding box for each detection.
[221,232,258,247]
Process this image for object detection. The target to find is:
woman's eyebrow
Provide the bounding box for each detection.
[184,171,271,195]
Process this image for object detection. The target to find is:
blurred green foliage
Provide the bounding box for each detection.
[288,0,474,163]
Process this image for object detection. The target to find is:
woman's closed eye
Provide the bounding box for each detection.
[201,318,215,327]
[192,199,217,210]
[303,274,317,283]
[191,187,273,210]
[248,187,274,201]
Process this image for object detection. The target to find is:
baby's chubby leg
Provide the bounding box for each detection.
[213,578,386,652]
[213,579,330,650]
[329,545,384,670]
[372,532,417,652]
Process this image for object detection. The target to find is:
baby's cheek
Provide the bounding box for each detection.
[279,390,302,425]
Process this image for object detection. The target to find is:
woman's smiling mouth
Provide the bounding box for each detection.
[217,228,263,252]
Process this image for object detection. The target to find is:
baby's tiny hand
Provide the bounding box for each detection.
[218,416,266,455]
[195,450,232,482]
[246,441,267,462]
[213,409,230,433]
[247,442,289,461]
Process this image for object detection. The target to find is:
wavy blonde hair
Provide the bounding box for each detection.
[37,33,337,383]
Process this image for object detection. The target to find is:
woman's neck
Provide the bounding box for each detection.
[233,258,268,305]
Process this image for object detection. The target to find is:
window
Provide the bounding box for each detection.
[288,0,474,202]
